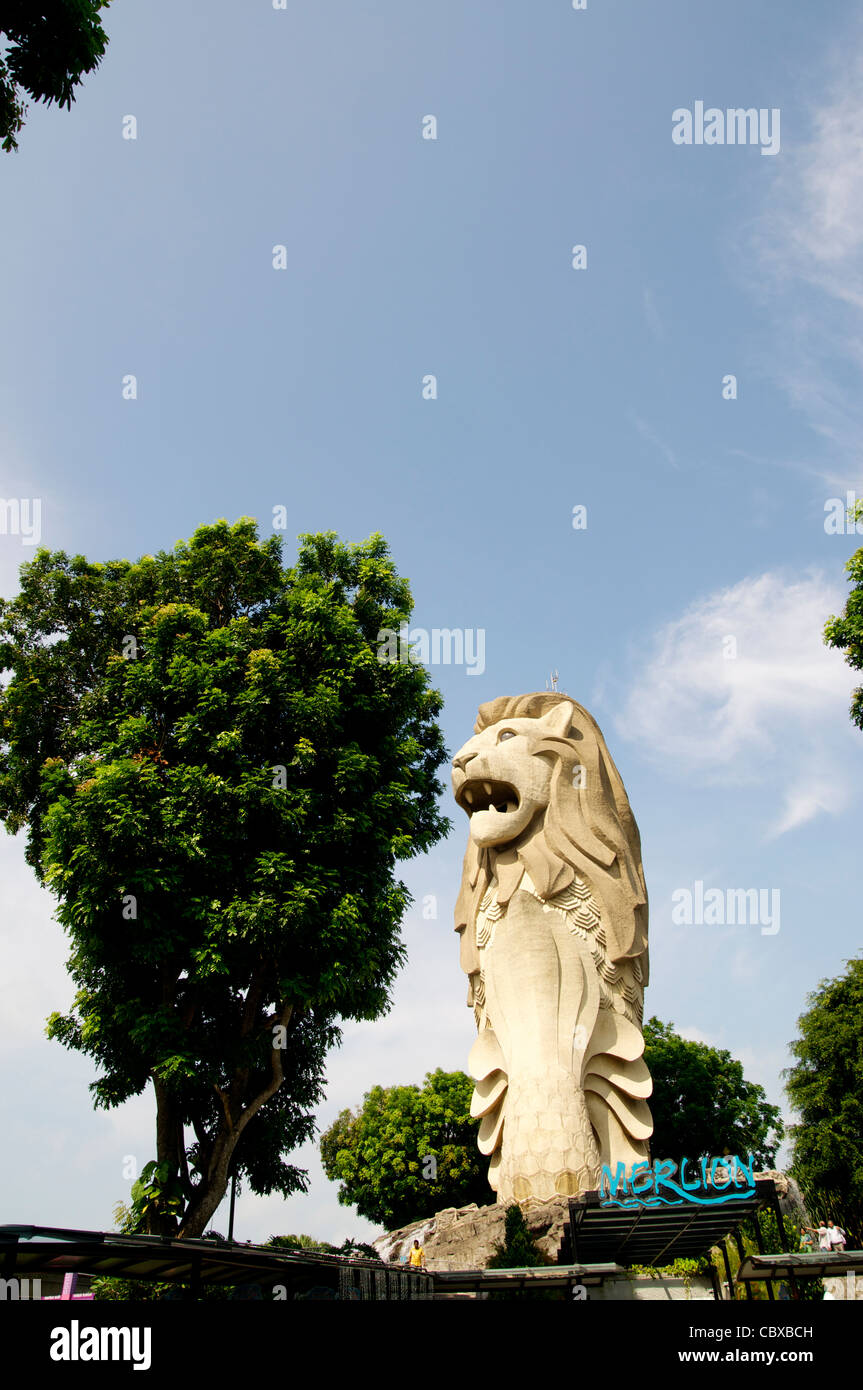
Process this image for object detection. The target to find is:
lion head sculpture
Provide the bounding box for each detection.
[452,693,653,1202]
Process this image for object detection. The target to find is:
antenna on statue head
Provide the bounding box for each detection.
[545,669,560,693]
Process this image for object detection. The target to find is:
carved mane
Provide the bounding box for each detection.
[454,691,649,1005]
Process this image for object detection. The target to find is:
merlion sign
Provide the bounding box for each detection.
[601,1154,756,1209]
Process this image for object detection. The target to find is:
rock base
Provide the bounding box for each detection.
[373,1196,570,1272]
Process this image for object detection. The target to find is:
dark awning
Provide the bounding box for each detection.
[569,1177,779,1266]
[737,1251,863,1282]
[0,1224,416,1297]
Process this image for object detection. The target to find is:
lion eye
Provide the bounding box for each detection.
[498,730,516,742]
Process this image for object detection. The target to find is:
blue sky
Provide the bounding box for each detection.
[1,0,862,1244]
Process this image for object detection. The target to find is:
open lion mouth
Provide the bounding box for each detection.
[457,779,520,816]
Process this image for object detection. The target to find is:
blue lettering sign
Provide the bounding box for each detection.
[598,1155,755,1210]
[599,1162,628,1200]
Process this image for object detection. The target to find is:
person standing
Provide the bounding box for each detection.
[803,1223,832,1252]
[828,1222,847,1253]
[408,1239,426,1270]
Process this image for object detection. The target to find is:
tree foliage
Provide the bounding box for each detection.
[486,1204,547,1270]
[644,1018,783,1168]
[0,519,449,1236]
[485,1204,559,1300]
[320,1069,490,1229]
[265,1233,379,1260]
[824,512,863,731]
[783,957,863,1246]
[0,2,111,153]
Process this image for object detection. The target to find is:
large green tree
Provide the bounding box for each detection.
[783,958,863,1245]
[0,519,449,1236]
[320,1069,490,1228]
[0,2,111,153]
[644,1018,783,1168]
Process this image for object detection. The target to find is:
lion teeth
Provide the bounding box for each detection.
[464,789,474,805]
[483,782,492,795]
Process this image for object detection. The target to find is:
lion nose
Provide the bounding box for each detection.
[452,751,477,773]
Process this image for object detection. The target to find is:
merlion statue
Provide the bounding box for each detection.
[452,693,653,1203]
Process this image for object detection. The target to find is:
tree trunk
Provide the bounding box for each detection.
[150,1075,182,1235]
[177,1000,294,1238]
[178,1133,239,1238]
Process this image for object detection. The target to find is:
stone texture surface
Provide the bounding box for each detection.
[757,1170,809,1224]
[373,1196,571,1273]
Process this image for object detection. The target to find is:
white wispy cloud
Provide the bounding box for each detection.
[642,287,666,344]
[677,1025,714,1045]
[631,413,678,469]
[745,30,863,472]
[617,571,858,835]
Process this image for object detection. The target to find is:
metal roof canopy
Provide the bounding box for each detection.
[434,1262,623,1294]
[737,1251,863,1282]
[0,1224,406,1294]
[569,1177,779,1267]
